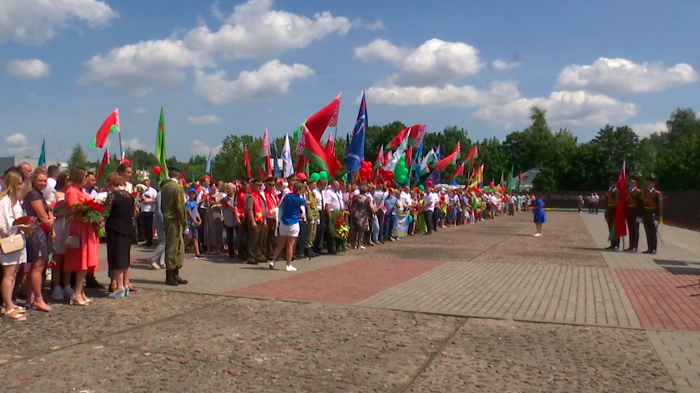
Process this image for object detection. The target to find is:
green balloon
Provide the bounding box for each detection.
[310,173,320,181]
[319,171,328,180]
[418,185,425,191]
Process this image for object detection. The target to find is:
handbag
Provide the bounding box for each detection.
[1,206,25,254]
[65,220,81,249]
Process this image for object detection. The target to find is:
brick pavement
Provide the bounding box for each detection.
[647,330,700,393]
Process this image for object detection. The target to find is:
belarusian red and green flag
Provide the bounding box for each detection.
[155,107,168,182]
[445,162,465,182]
[609,161,628,241]
[433,142,461,171]
[387,124,426,149]
[300,125,342,177]
[97,148,109,182]
[89,108,119,149]
[373,145,384,170]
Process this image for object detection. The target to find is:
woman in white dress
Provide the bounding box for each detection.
[0,170,28,320]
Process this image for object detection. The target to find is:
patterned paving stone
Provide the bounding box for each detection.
[229,258,443,304]
[408,319,674,393]
[647,330,700,393]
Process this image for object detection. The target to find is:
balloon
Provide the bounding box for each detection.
[153,166,161,176]
[310,173,320,181]
[418,184,425,191]
[319,171,328,180]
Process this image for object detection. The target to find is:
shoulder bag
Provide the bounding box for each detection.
[0,204,25,254]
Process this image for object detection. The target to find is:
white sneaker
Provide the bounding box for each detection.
[51,286,64,301]
[63,285,74,298]
[269,261,275,270]
[285,265,297,272]
[534,233,541,237]
[359,246,366,250]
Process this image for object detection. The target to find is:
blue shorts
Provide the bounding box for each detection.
[187,225,199,239]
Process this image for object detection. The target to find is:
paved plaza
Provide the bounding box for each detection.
[2,211,700,392]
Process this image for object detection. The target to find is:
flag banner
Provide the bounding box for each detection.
[465,145,478,168]
[388,124,426,149]
[38,139,46,167]
[261,129,272,176]
[468,164,484,189]
[244,145,251,178]
[384,128,409,172]
[97,148,109,182]
[305,93,342,141]
[446,162,465,182]
[425,168,440,185]
[433,142,461,171]
[271,139,281,178]
[609,161,628,241]
[392,209,411,239]
[506,165,514,191]
[155,107,168,182]
[301,125,342,177]
[373,145,384,171]
[282,134,294,178]
[325,133,335,157]
[205,150,212,175]
[345,92,367,178]
[90,108,119,149]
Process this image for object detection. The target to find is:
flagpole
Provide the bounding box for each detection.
[117,128,124,161]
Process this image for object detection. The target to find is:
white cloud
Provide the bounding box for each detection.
[557,57,698,94]
[631,121,667,138]
[6,59,50,79]
[190,140,222,156]
[133,107,148,114]
[5,133,28,145]
[473,90,637,128]
[355,38,483,86]
[352,19,385,31]
[121,138,145,151]
[184,0,351,60]
[79,38,214,96]
[492,60,521,70]
[188,115,222,125]
[194,60,313,105]
[0,0,118,45]
[366,81,520,107]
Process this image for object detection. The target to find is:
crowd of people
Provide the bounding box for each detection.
[0,160,540,321]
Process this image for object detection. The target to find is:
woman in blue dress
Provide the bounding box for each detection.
[532,195,546,237]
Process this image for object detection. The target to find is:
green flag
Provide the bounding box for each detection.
[38,139,46,167]
[506,165,514,191]
[155,107,168,182]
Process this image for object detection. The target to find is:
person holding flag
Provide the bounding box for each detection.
[605,176,621,250]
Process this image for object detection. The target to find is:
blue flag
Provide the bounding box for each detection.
[271,139,281,178]
[425,168,441,185]
[37,139,46,167]
[205,150,212,174]
[435,144,442,160]
[412,140,423,181]
[345,91,367,178]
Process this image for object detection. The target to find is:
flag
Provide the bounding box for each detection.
[97,148,109,182]
[281,134,294,178]
[384,150,391,166]
[464,145,478,168]
[300,125,342,177]
[38,139,45,167]
[325,133,335,157]
[499,172,505,189]
[387,127,408,149]
[517,170,522,191]
[90,108,119,149]
[435,144,442,160]
[404,147,412,167]
[302,93,342,141]
[155,107,168,182]
[412,141,424,180]
[425,168,440,185]
[420,152,431,175]
[446,162,465,182]
[271,139,281,178]
[244,145,251,178]
[373,145,384,170]
[469,164,484,189]
[424,148,437,166]
[384,128,410,172]
[388,124,426,149]
[120,152,126,163]
[433,142,461,171]
[609,162,628,241]
[506,165,514,191]
[261,129,272,177]
[345,92,367,178]
[205,150,212,175]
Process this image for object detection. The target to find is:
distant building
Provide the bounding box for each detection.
[0,156,64,175]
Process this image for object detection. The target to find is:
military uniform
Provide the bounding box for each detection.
[305,188,319,255]
[245,181,268,264]
[642,178,662,254]
[161,172,188,286]
[625,180,643,252]
[605,184,620,250]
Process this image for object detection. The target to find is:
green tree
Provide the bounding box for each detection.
[68,144,88,169]
[655,108,700,190]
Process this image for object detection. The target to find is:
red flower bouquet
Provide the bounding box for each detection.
[73,199,108,237]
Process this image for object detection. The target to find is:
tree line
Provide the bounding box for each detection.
[68,106,700,191]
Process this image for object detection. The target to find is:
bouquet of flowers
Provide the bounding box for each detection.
[73,199,108,237]
[12,215,51,234]
[330,210,349,251]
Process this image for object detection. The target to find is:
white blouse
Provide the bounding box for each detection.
[0,195,27,265]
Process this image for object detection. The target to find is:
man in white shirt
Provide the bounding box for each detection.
[42,165,60,203]
[423,185,439,234]
[196,175,211,253]
[323,180,344,255]
[312,179,327,255]
[400,186,413,208]
[373,183,389,243]
[82,172,99,199]
[139,178,158,246]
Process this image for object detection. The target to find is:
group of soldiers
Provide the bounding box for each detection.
[605,174,662,254]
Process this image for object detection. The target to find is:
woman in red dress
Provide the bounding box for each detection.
[63,168,100,306]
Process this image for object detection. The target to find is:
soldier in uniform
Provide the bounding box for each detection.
[605,176,620,251]
[624,175,643,252]
[642,175,662,254]
[245,177,268,264]
[161,165,188,286]
[305,178,320,257]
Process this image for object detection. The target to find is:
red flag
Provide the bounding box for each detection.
[373,145,384,170]
[446,162,465,182]
[89,109,119,149]
[261,129,272,176]
[384,150,391,165]
[300,125,342,177]
[96,148,109,182]
[433,142,461,171]
[404,147,412,167]
[464,145,478,168]
[244,145,251,178]
[609,162,628,241]
[306,94,341,141]
[387,127,409,149]
[388,124,426,149]
[325,133,335,157]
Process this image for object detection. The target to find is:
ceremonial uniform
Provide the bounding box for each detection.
[605,185,620,250]
[305,189,319,254]
[235,187,248,259]
[642,181,662,254]
[161,175,188,285]
[625,182,643,252]
[245,184,268,264]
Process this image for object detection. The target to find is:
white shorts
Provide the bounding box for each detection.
[278,223,300,237]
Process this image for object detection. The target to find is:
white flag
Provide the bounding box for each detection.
[281,133,294,178]
[383,130,409,172]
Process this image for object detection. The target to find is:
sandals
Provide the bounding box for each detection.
[5,309,26,321]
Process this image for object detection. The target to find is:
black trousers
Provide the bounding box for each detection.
[424,210,434,234]
[643,212,658,252]
[325,215,337,254]
[314,215,326,253]
[198,208,208,252]
[140,212,154,245]
[225,225,236,257]
[375,210,385,240]
[606,210,620,248]
[296,221,307,256]
[625,213,639,250]
[236,219,248,259]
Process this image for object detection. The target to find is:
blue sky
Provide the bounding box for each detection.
[1,0,699,161]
